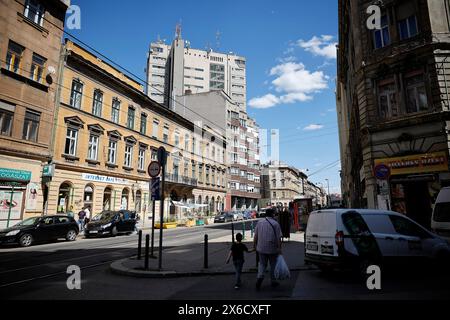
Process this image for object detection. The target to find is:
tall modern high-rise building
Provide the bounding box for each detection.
[145,27,247,111]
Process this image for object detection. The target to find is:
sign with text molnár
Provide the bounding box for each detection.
[0,168,32,182]
[374,151,448,176]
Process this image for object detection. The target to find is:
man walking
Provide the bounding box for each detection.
[253,207,282,290]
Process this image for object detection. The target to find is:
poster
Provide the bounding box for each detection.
[0,190,24,220]
[26,182,39,210]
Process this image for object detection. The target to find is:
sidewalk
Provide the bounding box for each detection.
[110,231,315,278]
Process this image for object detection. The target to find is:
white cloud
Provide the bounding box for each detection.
[248,62,329,109]
[297,35,337,59]
[248,94,280,109]
[303,124,324,131]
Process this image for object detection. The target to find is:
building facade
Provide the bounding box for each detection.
[0,0,69,228]
[260,161,306,208]
[146,30,247,110]
[337,0,450,228]
[48,40,227,226]
[174,90,261,211]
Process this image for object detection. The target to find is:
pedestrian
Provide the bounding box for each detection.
[253,207,282,290]
[84,206,91,224]
[78,208,86,232]
[226,233,253,289]
[279,207,291,241]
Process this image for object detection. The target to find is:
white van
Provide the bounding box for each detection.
[305,209,450,272]
[431,187,450,241]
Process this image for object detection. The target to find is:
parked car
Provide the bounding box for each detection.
[235,212,244,221]
[214,212,234,223]
[243,211,252,220]
[431,187,450,241]
[84,210,137,237]
[305,209,450,273]
[0,215,79,247]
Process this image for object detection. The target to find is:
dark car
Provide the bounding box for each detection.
[0,215,79,247]
[84,210,137,237]
[214,212,234,223]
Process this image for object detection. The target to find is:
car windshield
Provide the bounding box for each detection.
[14,217,40,226]
[92,211,116,222]
[434,202,450,222]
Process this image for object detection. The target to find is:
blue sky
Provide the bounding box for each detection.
[68,0,341,193]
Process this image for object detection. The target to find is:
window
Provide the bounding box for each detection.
[92,90,103,117]
[111,98,120,124]
[185,134,189,151]
[64,127,78,156]
[87,134,99,160]
[405,74,428,113]
[30,53,46,83]
[108,139,117,164]
[138,147,146,170]
[374,15,390,49]
[70,79,83,109]
[22,110,40,142]
[199,165,203,182]
[24,0,45,26]
[389,215,430,238]
[163,125,169,143]
[124,144,133,167]
[206,167,210,184]
[0,105,14,136]
[140,113,147,135]
[152,119,159,138]
[192,162,196,179]
[6,41,24,73]
[174,133,180,147]
[398,16,418,40]
[273,192,277,198]
[192,137,196,154]
[378,82,398,119]
[127,106,135,129]
[184,160,189,177]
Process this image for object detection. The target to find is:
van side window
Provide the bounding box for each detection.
[388,215,430,238]
[362,215,396,234]
[433,202,450,222]
[342,211,371,235]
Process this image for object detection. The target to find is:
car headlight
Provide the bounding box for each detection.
[6,230,20,236]
[102,223,112,229]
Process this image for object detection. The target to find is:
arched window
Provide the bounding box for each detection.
[121,188,129,210]
[135,190,142,213]
[83,184,94,211]
[103,186,113,211]
[58,182,73,213]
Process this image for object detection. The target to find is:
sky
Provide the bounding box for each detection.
[67,0,341,194]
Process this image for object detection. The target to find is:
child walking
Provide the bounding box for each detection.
[226,233,253,289]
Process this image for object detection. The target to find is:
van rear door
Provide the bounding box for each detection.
[305,211,338,257]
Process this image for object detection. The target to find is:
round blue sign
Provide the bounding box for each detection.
[374,164,390,180]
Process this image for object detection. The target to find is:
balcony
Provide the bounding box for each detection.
[165,173,198,187]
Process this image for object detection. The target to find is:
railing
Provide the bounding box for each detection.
[164,172,198,186]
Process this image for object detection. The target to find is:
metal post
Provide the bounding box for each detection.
[137,230,142,260]
[231,221,235,243]
[6,186,14,228]
[145,234,150,270]
[158,155,165,271]
[242,221,245,240]
[151,199,156,257]
[204,234,208,269]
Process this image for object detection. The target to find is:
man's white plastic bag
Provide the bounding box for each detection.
[274,255,290,280]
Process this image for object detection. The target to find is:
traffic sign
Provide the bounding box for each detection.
[148,161,161,177]
[374,163,390,180]
[151,177,160,201]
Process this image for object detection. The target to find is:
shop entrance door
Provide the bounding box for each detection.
[404,182,432,230]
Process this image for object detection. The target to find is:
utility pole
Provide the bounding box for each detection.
[325,179,330,207]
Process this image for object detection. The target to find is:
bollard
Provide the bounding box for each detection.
[145,234,150,270]
[231,222,235,243]
[137,230,142,260]
[242,221,245,240]
[204,234,208,269]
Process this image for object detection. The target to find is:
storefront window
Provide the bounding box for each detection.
[103,187,112,211]
[83,184,94,210]
[57,182,72,213]
[121,188,129,210]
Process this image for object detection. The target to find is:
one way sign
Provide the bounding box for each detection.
[151,177,160,201]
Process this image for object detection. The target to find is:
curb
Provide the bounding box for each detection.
[110,258,316,278]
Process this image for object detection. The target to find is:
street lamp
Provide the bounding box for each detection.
[325,179,330,206]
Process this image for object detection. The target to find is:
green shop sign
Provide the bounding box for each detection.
[0,168,32,182]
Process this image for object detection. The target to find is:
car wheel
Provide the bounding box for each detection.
[111,226,118,237]
[19,234,33,247]
[66,229,77,241]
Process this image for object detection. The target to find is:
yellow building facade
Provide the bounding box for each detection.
[46,40,226,225]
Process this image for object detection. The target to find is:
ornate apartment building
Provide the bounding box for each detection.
[0,0,69,228]
[47,40,227,224]
[337,0,450,228]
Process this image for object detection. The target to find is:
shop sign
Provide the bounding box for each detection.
[374,151,448,176]
[0,168,31,182]
[42,164,55,177]
[81,173,130,185]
